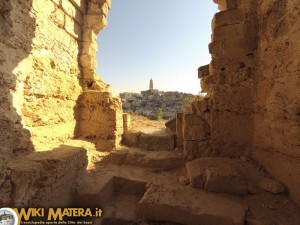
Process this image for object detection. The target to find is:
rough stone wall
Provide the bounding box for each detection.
[75,91,123,151]
[183,0,259,160]
[253,0,300,206]
[0,0,85,160]
[0,0,123,206]
[80,0,111,91]
[0,0,36,171]
[188,0,300,206]
[207,0,259,157]
[74,0,123,151]
[0,0,121,154]
[0,146,88,207]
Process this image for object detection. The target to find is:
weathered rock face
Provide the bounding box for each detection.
[0,0,121,154]
[184,0,300,206]
[0,145,88,207]
[0,0,36,171]
[252,0,300,206]
[207,0,258,157]
[0,0,122,206]
[75,91,123,151]
[0,0,299,213]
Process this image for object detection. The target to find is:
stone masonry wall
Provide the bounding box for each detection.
[75,91,123,151]
[75,0,123,151]
[208,0,258,157]
[0,0,122,206]
[188,0,300,206]
[0,0,86,162]
[253,0,300,206]
[184,0,259,160]
[0,0,121,156]
[0,0,299,208]
[0,0,36,170]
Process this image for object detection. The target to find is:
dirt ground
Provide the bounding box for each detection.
[129,113,168,134]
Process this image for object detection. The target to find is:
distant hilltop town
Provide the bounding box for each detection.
[120,79,195,119]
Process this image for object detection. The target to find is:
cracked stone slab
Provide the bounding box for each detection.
[138,184,248,225]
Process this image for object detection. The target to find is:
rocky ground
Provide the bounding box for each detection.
[71,114,300,225]
[7,113,299,224]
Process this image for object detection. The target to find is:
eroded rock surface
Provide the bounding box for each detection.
[0,0,299,223]
[139,184,248,225]
[0,145,87,207]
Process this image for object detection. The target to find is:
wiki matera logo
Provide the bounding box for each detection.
[0,208,18,225]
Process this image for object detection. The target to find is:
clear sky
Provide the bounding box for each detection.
[96,0,218,95]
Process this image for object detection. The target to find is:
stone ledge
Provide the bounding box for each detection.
[198,64,210,78]
[165,118,176,132]
[0,145,87,207]
[138,184,248,225]
[253,148,300,207]
[212,8,244,29]
[212,22,258,42]
[122,131,176,152]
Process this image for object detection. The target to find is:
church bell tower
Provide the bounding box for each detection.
[149,78,153,90]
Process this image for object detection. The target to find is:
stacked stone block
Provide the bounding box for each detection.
[201,0,259,157]
[80,0,111,91]
[180,97,211,160]
[75,91,123,151]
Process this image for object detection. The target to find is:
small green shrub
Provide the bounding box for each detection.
[155,108,163,120]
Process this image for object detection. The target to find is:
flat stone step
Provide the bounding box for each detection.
[75,174,147,207]
[93,146,184,171]
[122,131,175,151]
[138,184,248,225]
[186,157,275,195]
[75,175,147,224]
[6,145,87,207]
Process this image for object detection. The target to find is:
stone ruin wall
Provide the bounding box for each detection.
[0,0,123,206]
[182,0,300,206]
[0,0,299,208]
[183,0,259,160]
[253,0,300,207]
[0,0,123,157]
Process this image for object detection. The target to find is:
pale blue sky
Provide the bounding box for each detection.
[96,0,218,95]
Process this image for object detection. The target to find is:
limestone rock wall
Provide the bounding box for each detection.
[183,0,259,160]
[22,0,85,150]
[80,0,111,91]
[181,98,211,160]
[253,0,300,206]
[207,0,259,157]
[191,0,300,206]
[75,91,123,151]
[0,146,88,207]
[0,0,85,160]
[0,0,121,155]
[0,0,36,171]
[0,0,123,206]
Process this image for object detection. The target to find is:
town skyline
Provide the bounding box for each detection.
[96,0,218,95]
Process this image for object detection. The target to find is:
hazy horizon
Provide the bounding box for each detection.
[96,0,218,95]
